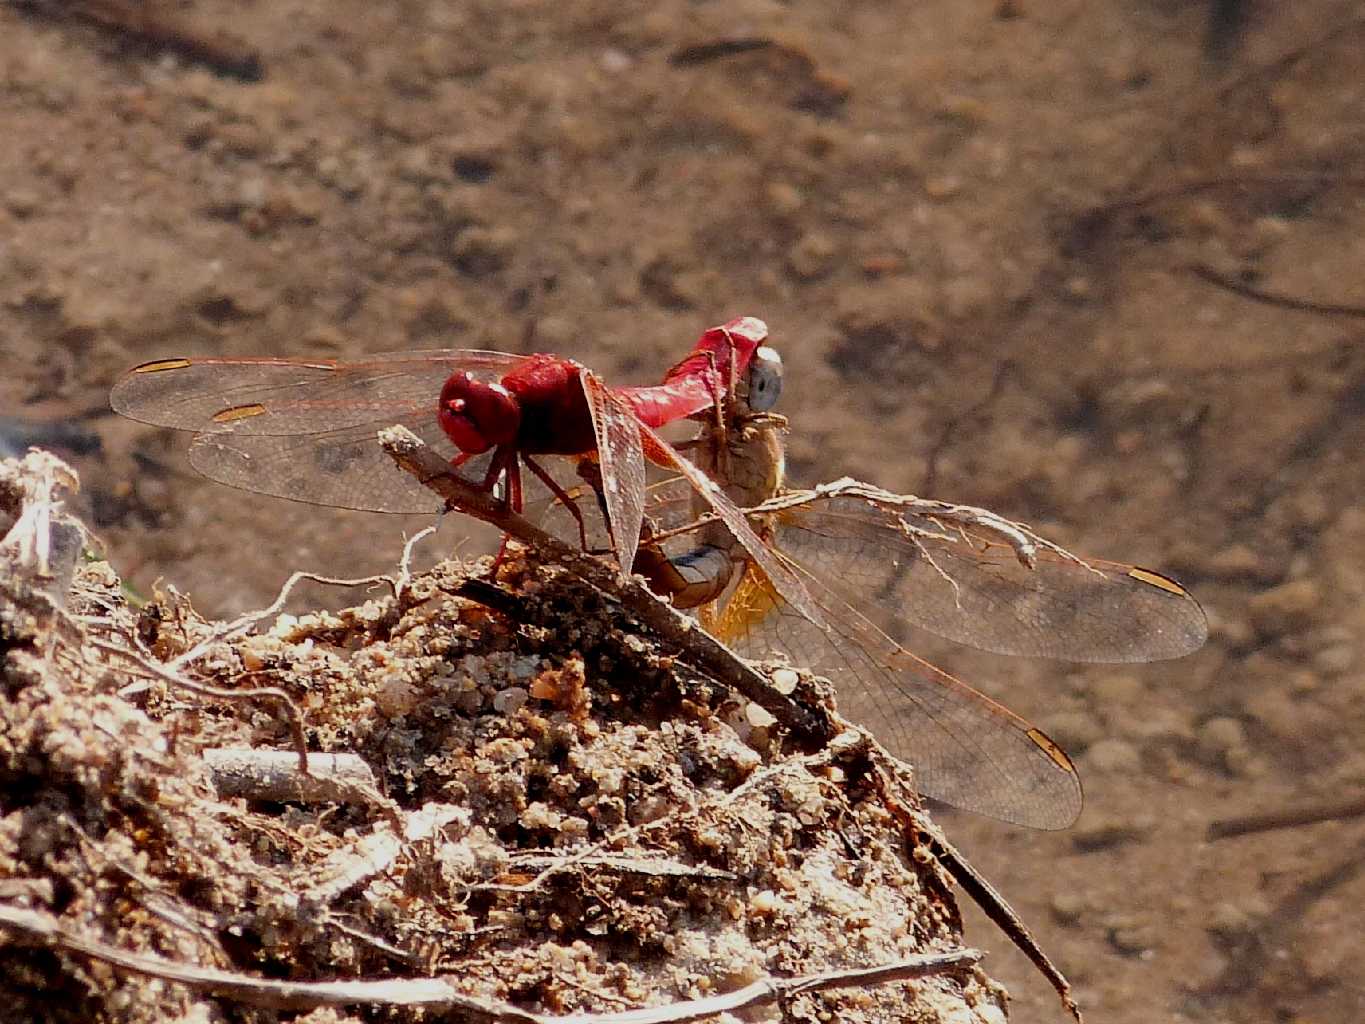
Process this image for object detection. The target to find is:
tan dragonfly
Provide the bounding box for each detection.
[543,347,1208,830]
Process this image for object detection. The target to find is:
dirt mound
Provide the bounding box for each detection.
[0,450,1005,1023]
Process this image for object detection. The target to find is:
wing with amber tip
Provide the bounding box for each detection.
[710,560,1085,830]
[770,494,1208,663]
[109,350,527,513]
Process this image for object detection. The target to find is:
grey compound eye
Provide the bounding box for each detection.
[746,346,783,412]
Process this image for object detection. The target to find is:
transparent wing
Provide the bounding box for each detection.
[776,497,1208,662]
[582,369,647,575]
[712,563,1084,830]
[112,349,529,513]
[184,413,479,513]
[110,350,526,434]
[637,426,828,632]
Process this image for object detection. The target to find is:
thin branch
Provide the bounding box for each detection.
[291,803,466,908]
[866,748,1083,1024]
[18,0,264,80]
[92,639,311,773]
[1190,262,1365,320]
[507,852,736,883]
[167,570,400,674]
[1209,793,1365,839]
[0,905,981,1022]
[202,749,380,805]
[396,524,440,599]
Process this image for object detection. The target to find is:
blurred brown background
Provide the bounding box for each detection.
[2,2,1363,1020]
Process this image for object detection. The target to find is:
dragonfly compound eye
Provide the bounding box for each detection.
[438,373,522,453]
[745,346,784,412]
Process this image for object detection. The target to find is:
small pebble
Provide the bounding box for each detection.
[1196,716,1246,760]
[532,315,575,350]
[1090,674,1144,706]
[787,231,838,281]
[1115,706,1194,744]
[923,174,962,199]
[1222,745,1266,778]
[1207,898,1268,940]
[1202,543,1279,583]
[1109,920,1160,955]
[450,225,517,276]
[1051,892,1086,925]
[745,703,777,729]
[1082,738,1141,774]
[4,188,41,218]
[750,890,780,914]
[764,181,804,217]
[493,687,528,715]
[1072,815,1157,852]
[1313,643,1354,676]
[1247,578,1321,637]
[770,668,799,694]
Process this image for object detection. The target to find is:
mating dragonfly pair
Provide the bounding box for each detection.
[111,317,1207,830]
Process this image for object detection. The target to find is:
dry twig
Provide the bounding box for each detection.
[203,749,380,805]
[92,638,312,773]
[16,0,264,79]
[1209,793,1365,839]
[508,852,736,883]
[166,569,400,675]
[0,905,981,1022]
[864,739,1084,1023]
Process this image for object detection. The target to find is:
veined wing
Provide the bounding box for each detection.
[509,427,824,630]
[711,563,1083,830]
[774,495,1207,663]
[110,350,526,434]
[583,369,647,576]
[638,425,828,632]
[185,414,479,513]
[111,349,527,513]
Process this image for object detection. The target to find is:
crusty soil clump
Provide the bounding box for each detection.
[0,451,1005,1024]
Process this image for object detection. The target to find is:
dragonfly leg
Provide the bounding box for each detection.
[571,458,620,555]
[477,446,522,577]
[523,453,592,552]
[698,348,732,479]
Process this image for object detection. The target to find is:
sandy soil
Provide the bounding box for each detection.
[2,1,1364,1021]
[2,450,1007,1024]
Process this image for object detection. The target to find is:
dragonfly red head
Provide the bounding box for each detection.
[438,372,521,454]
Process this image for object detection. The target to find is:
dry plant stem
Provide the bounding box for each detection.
[92,639,311,774]
[202,749,378,805]
[377,426,830,745]
[293,804,465,907]
[1209,793,1365,839]
[34,0,265,79]
[397,523,440,597]
[168,569,401,674]
[0,905,981,1022]
[867,752,1083,1024]
[1190,262,1365,319]
[508,852,737,882]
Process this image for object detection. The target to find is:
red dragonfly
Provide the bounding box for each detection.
[547,347,1209,830]
[109,318,824,626]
